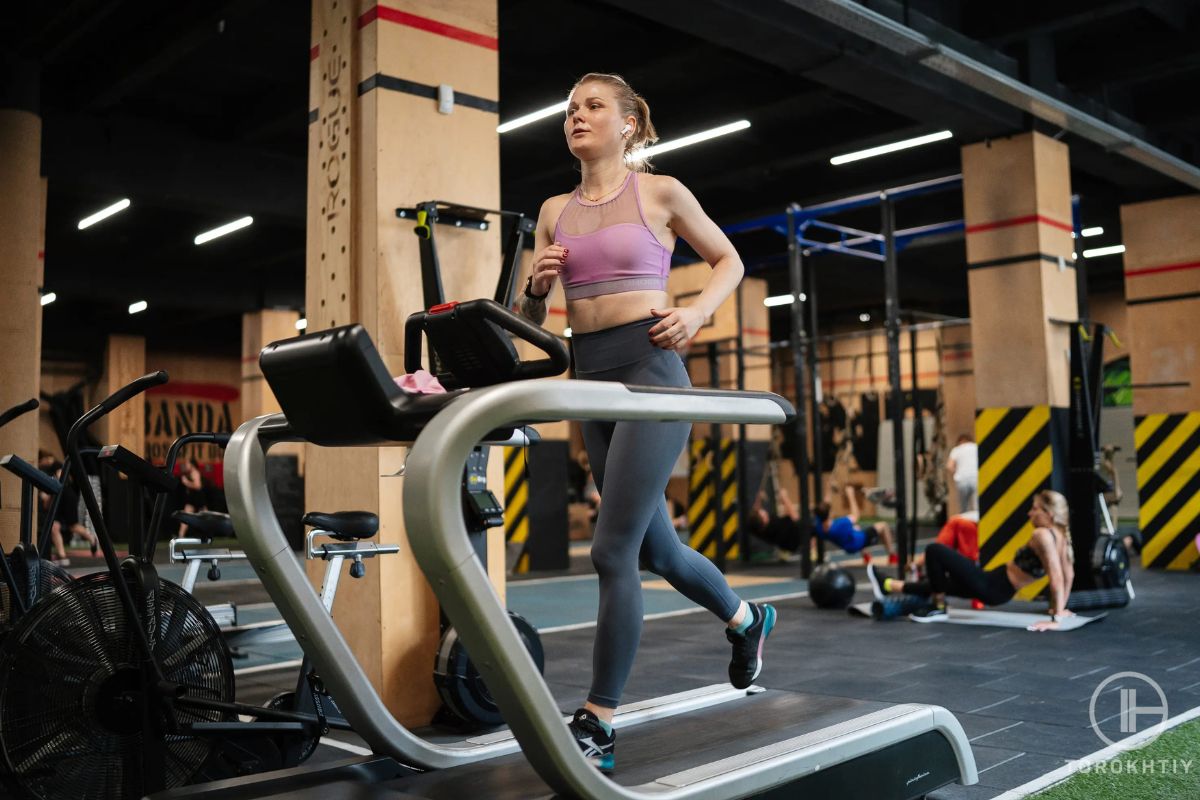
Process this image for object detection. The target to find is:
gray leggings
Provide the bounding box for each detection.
[574,318,742,709]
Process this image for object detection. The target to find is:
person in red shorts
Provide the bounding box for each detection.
[866,510,979,601]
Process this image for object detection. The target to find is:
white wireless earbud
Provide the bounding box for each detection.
[620,124,632,136]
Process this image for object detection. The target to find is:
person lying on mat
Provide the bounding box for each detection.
[866,490,1075,631]
[810,484,898,564]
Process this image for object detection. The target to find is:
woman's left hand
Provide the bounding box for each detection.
[1027,620,1060,632]
[649,306,705,351]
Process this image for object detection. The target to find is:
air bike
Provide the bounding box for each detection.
[167,298,977,799]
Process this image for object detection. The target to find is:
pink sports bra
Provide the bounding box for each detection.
[553,171,672,300]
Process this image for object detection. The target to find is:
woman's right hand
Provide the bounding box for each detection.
[531,241,568,296]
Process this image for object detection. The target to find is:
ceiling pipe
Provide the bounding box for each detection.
[785,0,1200,190]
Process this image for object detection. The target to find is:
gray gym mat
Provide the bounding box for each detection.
[848,602,1105,630]
[923,608,1106,631]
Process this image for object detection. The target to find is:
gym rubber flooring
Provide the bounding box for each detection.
[64,546,1200,798]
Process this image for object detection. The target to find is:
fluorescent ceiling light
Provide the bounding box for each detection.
[830,131,953,165]
[1082,244,1125,258]
[630,120,751,162]
[1080,226,1104,238]
[295,318,308,331]
[859,312,871,322]
[40,292,56,306]
[764,293,807,307]
[497,101,567,133]
[77,198,131,230]
[128,300,148,314]
[194,216,253,245]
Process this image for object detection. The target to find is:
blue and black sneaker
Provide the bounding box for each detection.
[726,603,777,689]
[569,708,616,772]
[910,604,948,622]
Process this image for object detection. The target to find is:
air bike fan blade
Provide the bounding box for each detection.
[0,572,234,800]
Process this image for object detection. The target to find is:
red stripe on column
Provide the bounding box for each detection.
[359,5,499,50]
[1124,259,1200,278]
[965,214,1072,234]
[310,44,319,61]
[146,383,240,403]
[37,250,44,260]
[742,327,771,337]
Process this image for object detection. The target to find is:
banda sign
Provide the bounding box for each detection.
[144,382,239,486]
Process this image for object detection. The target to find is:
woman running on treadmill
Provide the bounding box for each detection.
[869,490,1075,631]
[516,73,775,771]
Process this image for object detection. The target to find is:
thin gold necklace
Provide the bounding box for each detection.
[579,172,629,202]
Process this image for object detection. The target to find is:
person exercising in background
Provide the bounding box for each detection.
[516,72,774,771]
[808,483,897,564]
[872,490,1075,631]
[946,434,978,513]
[866,509,978,604]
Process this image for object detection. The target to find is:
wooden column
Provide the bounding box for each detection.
[241,309,301,420]
[962,131,1076,596]
[95,335,147,452]
[306,0,501,726]
[0,63,44,549]
[1120,194,1200,570]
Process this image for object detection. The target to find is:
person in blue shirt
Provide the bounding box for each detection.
[813,484,897,564]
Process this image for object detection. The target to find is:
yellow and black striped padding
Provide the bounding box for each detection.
[504,446,530,573]
[1135,412,1200,571]
[976,405,1060,600]
[687,437,739,561]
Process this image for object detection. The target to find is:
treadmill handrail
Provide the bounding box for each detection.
[226,379,976,797]
[399,378,975,798]
[224,379,788,773]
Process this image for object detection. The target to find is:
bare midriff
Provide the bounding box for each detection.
[567,289,670,334]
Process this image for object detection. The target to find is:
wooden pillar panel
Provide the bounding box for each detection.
[241,310,302,420]
[96,336,146,453]
[0,111,43,549]
[1126,302,1200,414]
[961,133,1074,266]
[306,0,501,727]
[1121,195,1200,302]
[1120,194,1200,417]
[963,131,1076,410]
[308,3,356,334]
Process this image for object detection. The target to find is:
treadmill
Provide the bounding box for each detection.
[172,308,976,799]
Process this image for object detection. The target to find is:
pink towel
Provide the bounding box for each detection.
[394,370,446,395]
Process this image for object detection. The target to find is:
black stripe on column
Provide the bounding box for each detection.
[967,253,1076,270]
[358,74,499,113]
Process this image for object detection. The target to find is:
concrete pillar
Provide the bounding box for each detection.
[962,131,1076,597]
[0,57,44,550]
[305,0,501,726]
[1120,194,1200,570]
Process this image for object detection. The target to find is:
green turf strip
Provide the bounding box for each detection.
[1035,718,1200,799]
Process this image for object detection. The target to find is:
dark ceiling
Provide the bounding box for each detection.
[8,0,1199,363]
